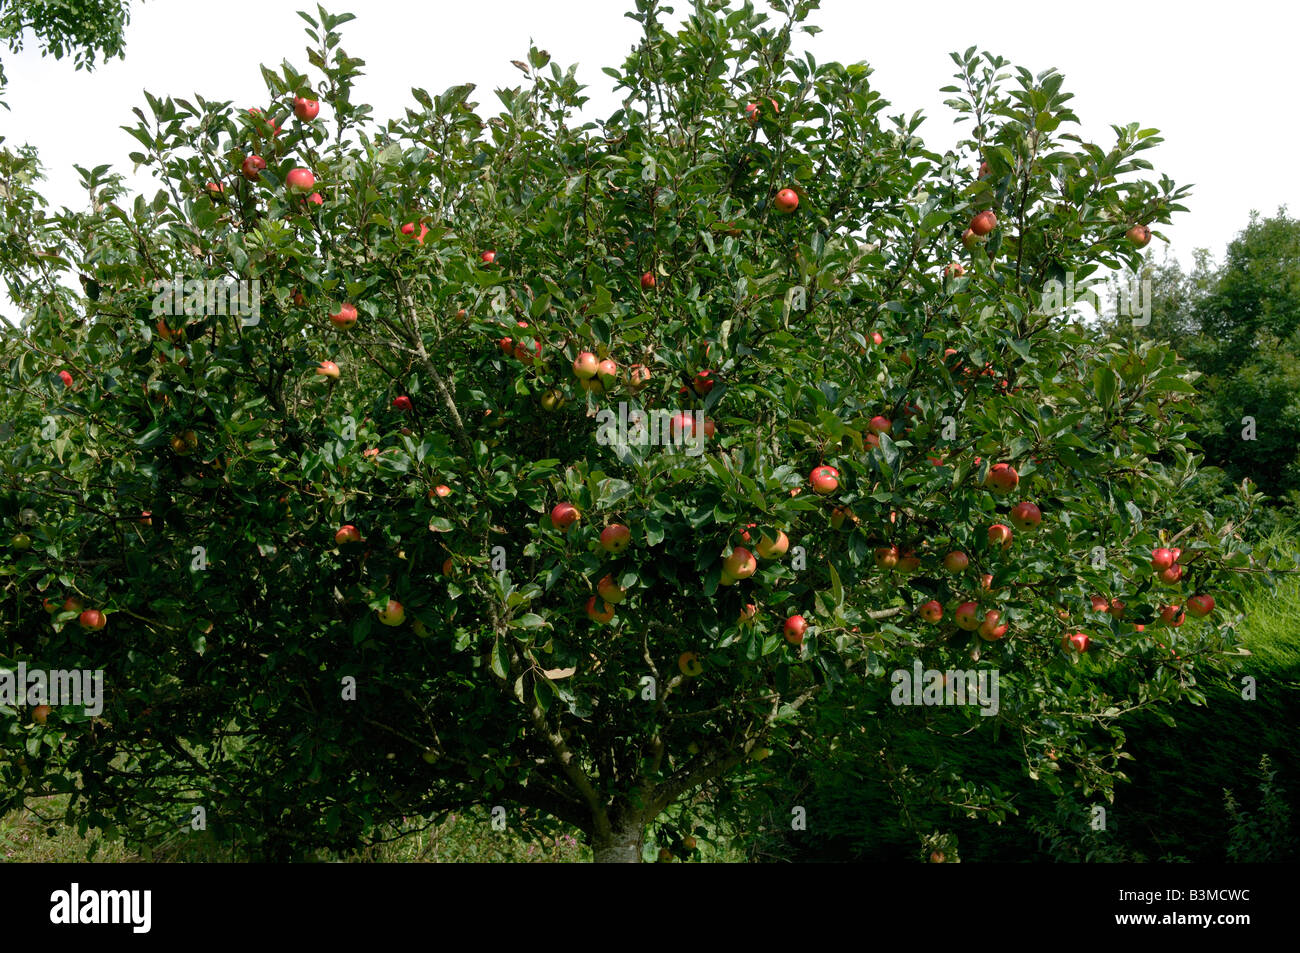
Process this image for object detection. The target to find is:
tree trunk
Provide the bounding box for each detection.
[592,819,646,863]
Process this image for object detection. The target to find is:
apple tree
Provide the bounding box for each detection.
[0,0,1266,861]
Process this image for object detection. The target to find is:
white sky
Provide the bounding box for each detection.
[1,0,1296,293]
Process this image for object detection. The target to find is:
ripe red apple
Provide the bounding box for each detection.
[377,599,405,626]
[970,209,997,236]
[586,596,616,624]
[954,602,981,631]
[597,574,628,604]
[874,545,900,570]
[739,603,758,625]
[869,330,884,346]
[1061,631,1090,653]
[205,181,224,198]
[480,250,496,264]
[920,600,943,624]
[241,155,267,181]
[693,370,715,396]
[307,192,323,206]
[1108,599,1126,619]
[392,395,413,412]
[868,415,891,435]
[58,369,73,387]
[641,271,656,289]
[550,503,580,531]
[315,360,340,379]
[1089,594,1110,613]
[1185,594,1215,618]
[78,609,106,631]
[755,531,789,559]
[1150,548,1176,571]
[774,188,799,213]
[1158,604,1185,628]
[285,167,316,194]
[703,417,717,439]
[597,359,618,388]
[722,546,758,581]
[943,551,969,573]
[810,466,840,495]
[1009,501,1041,532]
[1158,564,1184,586]
[401,221,430,244]
[897,550,921,574]
[678,651,703,676]
[978,610,1007,641]
[335,525,361,546]
[293,96,320,121]
[600,523,632,554]
[329,302,358,329]
[783,614,808,645]
[573,352,599,380]
[943,262,964,279]
[986,463,1019,495]
[988,524,1013,548]
[1126,224,1152,248]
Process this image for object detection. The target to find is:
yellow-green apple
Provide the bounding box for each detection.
[830,506,855,530]
[597,574,628,604]
[678,651,703,676]
[755,531,789,559]
[600,523,631,554]
[11,533,31,551]
[377,600,405,626]
[961,228,979,250]
[540,388,566,411]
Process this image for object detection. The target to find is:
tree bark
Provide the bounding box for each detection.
[592,818,646,863]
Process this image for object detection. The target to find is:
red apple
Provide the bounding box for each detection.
[401,221,430,244]
[739,603,758,624]
[307,192,324,206]
[1089,594,1110,613]
[774,188,799,213]
[1186,594,1215,618]
[597,359,618,388]
[392,395,413,412]
[285,167,316,194]
[986,463,1019,495]
[693,370,715,396]
[78,609,106,631]
[32,704,52,725]
[988,524,1013,548]
[1158,564,1184,586]
[810,466,840,495]
[1126,224,1152,248]
[1151,548,1176,571]
[978,610,1007,641]
[1108,599,1126,619]
[970,209,997,236]
[920,600,943,624]
[897,550,921,574]
[551,502,580,531]
[293,96,320,121]
[335,525,361,546]
[600,523,632,554]
[954,602,981,631]
[1158,604,1185,628]
[722,546,757,580]
[868,415,892,435]
[874,545,900,570]
[315,360,340,379]
[329,302,358,329]
[783,614,808,645]
[1061,631,1090,653]
[943,551,969,573]
[58,370,73,387]
[241,155,267,181]
[627,365,651,392]
[641,271,656,289]
[586,595,616,624]
[1009,501,1041,532]
[573,352,599,380]
[378,599,405,626]
[481,250,496,264]
[943,262,964,279]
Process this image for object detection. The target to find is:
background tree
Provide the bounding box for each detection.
[0,0,1268,862]
[0,0,135,91]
